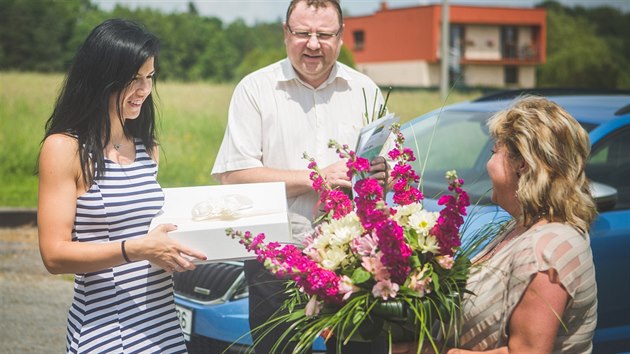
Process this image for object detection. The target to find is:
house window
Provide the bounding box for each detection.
[353,30,365,50]
[505,66,518,85]
[449,24,463,76]
[501,26,518,59]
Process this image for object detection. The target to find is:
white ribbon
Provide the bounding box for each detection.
[191,194,253,221]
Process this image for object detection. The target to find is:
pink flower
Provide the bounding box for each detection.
[430,171,469,255]
[338,275,359,301]
[322,189,353,219]
[352,232,379,256]
[361,254,390,282]
[227,228,343,303]
[436,255,454,270]
[372,279,400,300]
[408,270,432,297]
[347,156,370,175]
[376,220,411,284]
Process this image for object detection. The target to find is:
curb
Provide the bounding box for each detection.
[0,208,37,227]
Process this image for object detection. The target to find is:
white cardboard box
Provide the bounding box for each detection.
[150,182,293,262]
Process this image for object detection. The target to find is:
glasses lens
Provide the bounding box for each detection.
[295,31,311,39]
[317,33,335,40]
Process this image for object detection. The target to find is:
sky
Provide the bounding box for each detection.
[93,0,630,25]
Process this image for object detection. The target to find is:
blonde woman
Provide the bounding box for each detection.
[394,96,598,353]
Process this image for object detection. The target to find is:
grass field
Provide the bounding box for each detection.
[0,71,481,207]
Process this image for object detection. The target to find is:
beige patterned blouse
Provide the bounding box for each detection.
[458,222,597,353]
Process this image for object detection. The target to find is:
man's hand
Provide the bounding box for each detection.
[369,156,389,188]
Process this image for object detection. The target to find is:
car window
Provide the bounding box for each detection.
[587,125,630,210]
[402,110,494,204]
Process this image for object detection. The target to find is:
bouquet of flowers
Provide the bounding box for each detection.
[227,124,472,353]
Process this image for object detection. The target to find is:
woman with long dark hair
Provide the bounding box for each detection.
[38,19,206,353]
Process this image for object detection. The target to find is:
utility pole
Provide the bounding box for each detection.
[440,0,449,101]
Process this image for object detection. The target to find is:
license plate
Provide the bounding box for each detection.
[175,304,193,340]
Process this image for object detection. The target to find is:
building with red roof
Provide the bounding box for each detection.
[342,2,546,88]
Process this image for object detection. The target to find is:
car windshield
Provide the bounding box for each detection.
[400,109,603,207]
[401,110,495,205]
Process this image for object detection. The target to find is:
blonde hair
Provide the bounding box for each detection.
[487,96,597,232]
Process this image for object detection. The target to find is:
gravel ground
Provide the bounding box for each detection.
[0,226,73,354]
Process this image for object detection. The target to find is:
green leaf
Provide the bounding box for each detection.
[351,268,371,284]
[431,271,440,292]
[409,254,421,268]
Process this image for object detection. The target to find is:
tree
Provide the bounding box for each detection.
[234,47,286,81]
[537,4,622,88]
[0,0,84,71]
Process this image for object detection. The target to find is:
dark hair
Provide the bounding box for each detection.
[43,18,160,186]
[286,0,343,28]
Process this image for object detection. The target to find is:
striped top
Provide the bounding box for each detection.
[66,139,186,354]
[459,222,597,353]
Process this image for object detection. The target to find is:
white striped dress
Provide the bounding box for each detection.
[459,222,597,353]
[66,139,187,354]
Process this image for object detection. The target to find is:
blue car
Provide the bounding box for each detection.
[172,260,327,353]
[174,89,630,353]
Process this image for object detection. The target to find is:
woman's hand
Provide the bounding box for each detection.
[127,223,207,272]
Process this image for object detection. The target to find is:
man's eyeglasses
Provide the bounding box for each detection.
[286,24,341,42]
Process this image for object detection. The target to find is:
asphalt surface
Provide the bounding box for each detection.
[0,226,74,354]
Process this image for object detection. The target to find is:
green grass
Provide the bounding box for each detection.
[0,71,481,208]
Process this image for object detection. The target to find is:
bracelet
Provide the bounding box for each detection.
[121,240,132,263]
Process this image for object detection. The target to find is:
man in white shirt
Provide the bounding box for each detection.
[212,0,389,352]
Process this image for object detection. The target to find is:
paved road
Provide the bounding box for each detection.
[0,226,73,354]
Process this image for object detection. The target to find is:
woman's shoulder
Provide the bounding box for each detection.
[513,222,594,291]
[527,222,588,248]
[39,133,82,183]
[41,133,79,155]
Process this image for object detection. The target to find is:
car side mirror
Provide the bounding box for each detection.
[591,181,618,212]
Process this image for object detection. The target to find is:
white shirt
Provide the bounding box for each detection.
[212,58,384,241]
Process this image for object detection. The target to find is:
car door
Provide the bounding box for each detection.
[585,117,630,350]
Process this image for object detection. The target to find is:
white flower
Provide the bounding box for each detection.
[321,245,347,270]
[393,203,424,227]
[320,212,363,247]
[407,209,438,236]
[418,233,440,254]
[309,229,332,252]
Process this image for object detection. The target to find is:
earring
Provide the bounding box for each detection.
[516,171,521,178]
